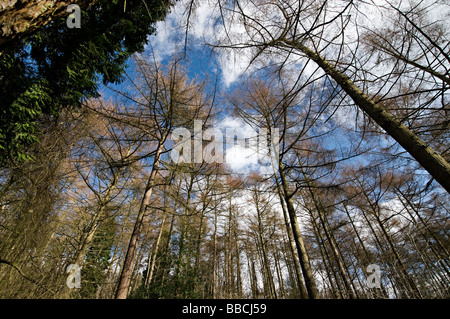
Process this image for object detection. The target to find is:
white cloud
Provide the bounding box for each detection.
[189,0,217,40]
[215,116,278,174]
[145,3,187,61]
[225,144,259,171]
[147,0,449,89]
[146,0,255,86]
[217,47,253,87]
[216,116,259,172]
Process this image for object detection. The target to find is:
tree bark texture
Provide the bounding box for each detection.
[0,0,99,51]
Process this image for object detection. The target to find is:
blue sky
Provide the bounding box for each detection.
[97,0,275,174]
[98,0,428,176]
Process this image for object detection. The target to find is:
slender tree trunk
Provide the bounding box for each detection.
[144,212,167,288]
[303,179,355,299]
[280,239,300,297]
[233,214,243,298]
[310,213,343,299]
[273,242,285,298]
[74,214,102,266]
[174,173,195,298]
[356,179,422,298]
[130,238,146,294]
[115,136,166,299]
[394,188,450,273]
[342,203,388,299]
[255,239,270,299]
[159,212,176,298]
[227,198,234,298]
[254,195,277,299]
[334,235,361,299]
[342,204,372,262]
[358,201,403,298]
[249,256,259,298]
[278,161,319,299]
[373,213,423,298]
[111,210,133,296]
[212,206,218,299]
[275,177,308,298]
[193,206,206,277]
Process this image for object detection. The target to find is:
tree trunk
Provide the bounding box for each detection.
[303,178,355,299]
[273,241,285,298]
[275,178,308,298]
[174,173,195,298]
[0,0,99,52]
[374,213,423,298]
[254,193,277,299]
[115,137,166,299]
[283,39,450,194]
[212,206,218,299]
[278,161,319,299]
[159,213,176,297]
[394,188,450,273]
[144,212,167,288]
[342,203,389,298]
[310,213,343,299]
[233,213,243,298]
[249,257,259,298]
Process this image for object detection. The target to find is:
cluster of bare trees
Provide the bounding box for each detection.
[0,0,448,299]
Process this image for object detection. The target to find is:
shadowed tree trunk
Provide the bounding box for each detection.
[0,0,99,51]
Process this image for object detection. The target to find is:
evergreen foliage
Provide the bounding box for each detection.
[0,0,173,165]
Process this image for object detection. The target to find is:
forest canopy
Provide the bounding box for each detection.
[0,0,448,300]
